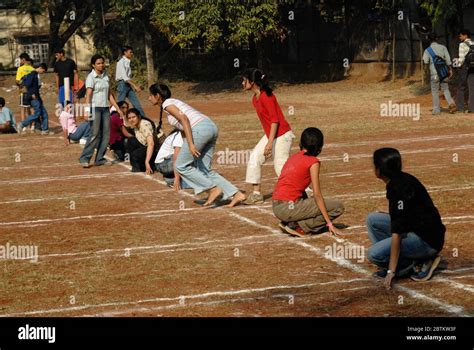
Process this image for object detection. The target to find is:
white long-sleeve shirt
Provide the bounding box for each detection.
[115,56,131,82]
[458,39,473,66]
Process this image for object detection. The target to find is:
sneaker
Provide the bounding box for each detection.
[283,222,307,237]
[69,139,79,144]
[79,138,87,145]
[95,160,113,166]
[448,104,457,114]
[17,123,24,134]
[432,110,441,116]
[80,162,90,168]
[41,130,54,136]
[243,192,264,205]
[372,269,387,278]
[410,255,441,282]
[278,222,288,233]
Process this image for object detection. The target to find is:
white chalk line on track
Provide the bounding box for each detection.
[0,278,371,317]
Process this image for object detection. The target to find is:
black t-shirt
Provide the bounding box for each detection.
[54,58,77,87]
[387,172,445,252]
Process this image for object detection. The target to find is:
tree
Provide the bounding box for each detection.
[150,0,284,68]
[19,0,97,66]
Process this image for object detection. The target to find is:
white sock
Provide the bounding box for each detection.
[253,191,261,195]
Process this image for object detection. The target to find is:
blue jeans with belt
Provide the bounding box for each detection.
[175,118,238,199]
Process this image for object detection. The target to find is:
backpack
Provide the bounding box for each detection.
[427,47,450,82]
[463,41,474,68]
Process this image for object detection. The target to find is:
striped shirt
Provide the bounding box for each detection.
[115,56,131,82]
[162,98,208,130]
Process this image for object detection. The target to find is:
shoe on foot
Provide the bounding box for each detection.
[80,162,90,168]
[243,192,264,205]
[448,104,457,114]
[278,222,288,233]
[41,130,54,136]
[410,255,441,281]
[95,160,113,166]
[283,222,307,237]
[372,269,387,278]
[17,123,24,134]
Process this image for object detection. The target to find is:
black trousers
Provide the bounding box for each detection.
[127,137,158,172]
[455,66,474,112]
[110,139,126,161]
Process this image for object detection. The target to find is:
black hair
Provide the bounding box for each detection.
[127,108,157,132]
[373,148,402,179]
[64,100,72,106]
[38,63,48,71]
[19,53,30,60]
[428,33,439,42]
[459,29,471,37]
[0,97,5,107]
[300,127,324,157]
[149,83,172,133]
[122,46,133,54]
[90,54,104,67]
[118,101,129,108]
[242,68,273,96]
[54,48,65,55]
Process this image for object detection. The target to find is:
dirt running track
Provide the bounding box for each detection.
[0,77,473,317]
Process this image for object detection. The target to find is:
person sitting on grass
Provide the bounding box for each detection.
[59,101,91,145]
[0,97,17,134]
[155,128,191,190]
[126,108,158,174]
[366,148,445,290]
[109,101,134,161]
[272,127,345,237]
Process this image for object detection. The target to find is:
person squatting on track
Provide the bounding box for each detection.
[366,148,445,290]
[154,128,192,190]
[241,68,295,205]
[148,83,246,207]
[109,101,134,162]
[272,127,345,237]
[126,108,159,174]
[80,54,123,168]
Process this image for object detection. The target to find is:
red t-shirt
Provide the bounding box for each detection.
[272,151,320,202]
[109,112,124,144]
[252,91,291,138]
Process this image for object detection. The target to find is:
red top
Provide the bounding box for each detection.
[252,91,291,138]
[109,112,124,144]
[272,151,320,202]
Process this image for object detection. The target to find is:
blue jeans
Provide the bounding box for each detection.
[69,122,91,141]
[156,157,191,189]
[175,119,238,199]
[21,99,49,131]
[58,85,73,106]
[366,212,438,274]
[117,81,145,117]
[79,107,110,164]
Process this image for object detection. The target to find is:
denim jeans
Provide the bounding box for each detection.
[430,75,454,113]
[175,118,238,199]
[79,107,110,164]
[21,99,49,131]
[366,212,438,274]
[157,157,191,189]
[117,81,145,117]
[69,122,91,141]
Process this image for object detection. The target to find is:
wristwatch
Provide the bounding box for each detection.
[387,270,395,275]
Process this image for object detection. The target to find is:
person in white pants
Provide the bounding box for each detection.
[241,68,295,205]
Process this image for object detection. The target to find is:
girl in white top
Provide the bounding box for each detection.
[149,84,245,207]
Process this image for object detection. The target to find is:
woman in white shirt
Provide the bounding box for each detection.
[149,84,245,207]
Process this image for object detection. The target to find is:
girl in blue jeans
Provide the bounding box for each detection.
[148,84,245,207]
[367,148,445,289]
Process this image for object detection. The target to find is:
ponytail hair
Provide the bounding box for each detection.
[242,68,273,96]
[300,127,324,157]
[149,83,172,133]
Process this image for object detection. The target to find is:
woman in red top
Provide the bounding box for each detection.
[241,69,295,205]
[272,128,344,237]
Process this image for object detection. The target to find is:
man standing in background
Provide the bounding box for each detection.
[15,53,34,126]
[115,46,145,117]
[54,48,78,106]
[455,29,474,113]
